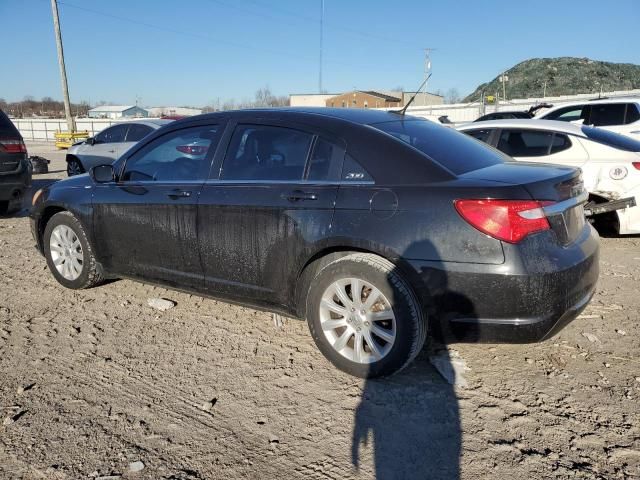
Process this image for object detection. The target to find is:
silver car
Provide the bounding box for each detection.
[66,119,172,176]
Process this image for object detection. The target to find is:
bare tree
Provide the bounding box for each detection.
[445,88,461,104]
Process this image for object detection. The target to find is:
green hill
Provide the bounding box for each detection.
[463,57,640,102]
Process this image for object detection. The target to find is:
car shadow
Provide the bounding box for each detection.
[351,239,478,480]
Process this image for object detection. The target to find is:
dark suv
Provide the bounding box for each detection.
[0,109,31,214]
[30,109,599,377]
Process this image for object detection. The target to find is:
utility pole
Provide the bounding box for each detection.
[50,0,75,132]
[318,0,324,93]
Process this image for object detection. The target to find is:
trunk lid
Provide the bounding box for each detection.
[461,162,587,245]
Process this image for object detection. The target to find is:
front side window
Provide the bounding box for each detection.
[543,106,584,122]
[125,124,153,142]
[221,125,313,181]
[121,125,220,182]
[95,124,128,143]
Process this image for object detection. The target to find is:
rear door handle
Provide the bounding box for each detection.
[281,190,318,202]
[107,149,116,153]
[167,189,192,199]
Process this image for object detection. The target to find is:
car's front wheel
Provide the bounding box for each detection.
[66,156,85,177]
[306,253,427,378]
[44,211,103,289]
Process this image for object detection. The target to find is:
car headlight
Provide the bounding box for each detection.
[32,188,44,206]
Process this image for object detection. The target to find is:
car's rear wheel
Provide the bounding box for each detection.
[306,253,426,378]
[66,157,84,177]
[44,211,103,289]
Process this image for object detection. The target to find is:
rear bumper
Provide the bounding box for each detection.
[0,161,31,201]
[409,224,600,343]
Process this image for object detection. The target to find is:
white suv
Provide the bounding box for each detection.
[536,98,640,139]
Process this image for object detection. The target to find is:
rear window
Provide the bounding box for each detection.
[0,110,20,137]
[582,126,640,152]
[372,119,505,174]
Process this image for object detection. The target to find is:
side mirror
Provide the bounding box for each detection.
[91,164,115,183]
[86,137,96,145]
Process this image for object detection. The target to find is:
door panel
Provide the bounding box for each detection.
[197,123,343,310]
[92,124,224,289]
[198,183,338,308]
[93,182,203,289]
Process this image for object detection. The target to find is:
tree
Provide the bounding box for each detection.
[445,88,461,104]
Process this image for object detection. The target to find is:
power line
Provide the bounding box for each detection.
[56,0,385,72]
[243,0,420,49]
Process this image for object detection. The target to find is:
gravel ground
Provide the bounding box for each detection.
[0,143,639,479]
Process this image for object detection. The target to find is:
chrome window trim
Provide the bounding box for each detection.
[202,179,375,186]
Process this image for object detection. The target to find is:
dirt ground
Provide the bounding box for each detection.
[1,143,639,480]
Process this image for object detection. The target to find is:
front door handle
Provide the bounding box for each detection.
[107,149,116,153]
[167,189,192,199]
[281,190,318,202]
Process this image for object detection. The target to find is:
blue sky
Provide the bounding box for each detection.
[2,0,639,107]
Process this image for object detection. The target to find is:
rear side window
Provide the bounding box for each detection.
[373,120,505,175]
[121,126,220,182]
[306,138,343,182]
[125,124,153,142]
[497,130,571,157]
[341,154,373,182]
[222,125,312,181]
[464,129,492,143]
[625,104,640,124]
[95,124,128,143]
[589,104,626,126]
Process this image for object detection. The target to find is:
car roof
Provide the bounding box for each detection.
[111,119,173,129]
[540,97,640,113]
[457,119,588,136]
[184,107,416,126]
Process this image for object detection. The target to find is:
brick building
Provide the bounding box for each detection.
[326,91,402,109]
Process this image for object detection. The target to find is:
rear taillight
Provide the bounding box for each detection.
[633,162,640,170]
[0,138,27,154]
[176,145,208,155]
[454,199,552,243]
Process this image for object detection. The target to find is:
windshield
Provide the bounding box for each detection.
[581,126,640,152]
[372,119,506,174]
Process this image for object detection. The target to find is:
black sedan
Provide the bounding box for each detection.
[30,108,599,378]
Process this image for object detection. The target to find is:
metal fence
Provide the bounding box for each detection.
[11,88,640,140]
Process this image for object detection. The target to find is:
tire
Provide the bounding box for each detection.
[66,157,85,177]
[43,211,103,289]
[306,253,427,378]
[0,201,8,216]
[30,156,49,174]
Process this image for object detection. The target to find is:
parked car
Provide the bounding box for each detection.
[536,97,640,138]
[66,119,172,176]
[0,109,31,214]
[475,104,552,122]
[31,108,599,378]
[458,119,640,234]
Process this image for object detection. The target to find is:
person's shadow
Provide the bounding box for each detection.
[351,239,478,479]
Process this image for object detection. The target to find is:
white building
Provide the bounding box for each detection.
[289,93,341,107]
[147,106,203,117]
[87,105,148,119]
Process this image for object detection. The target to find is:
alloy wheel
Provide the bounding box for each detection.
[319,277,397,364]
[49,224,84,281]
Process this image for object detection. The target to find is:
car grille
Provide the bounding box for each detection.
[0,159,20,173]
